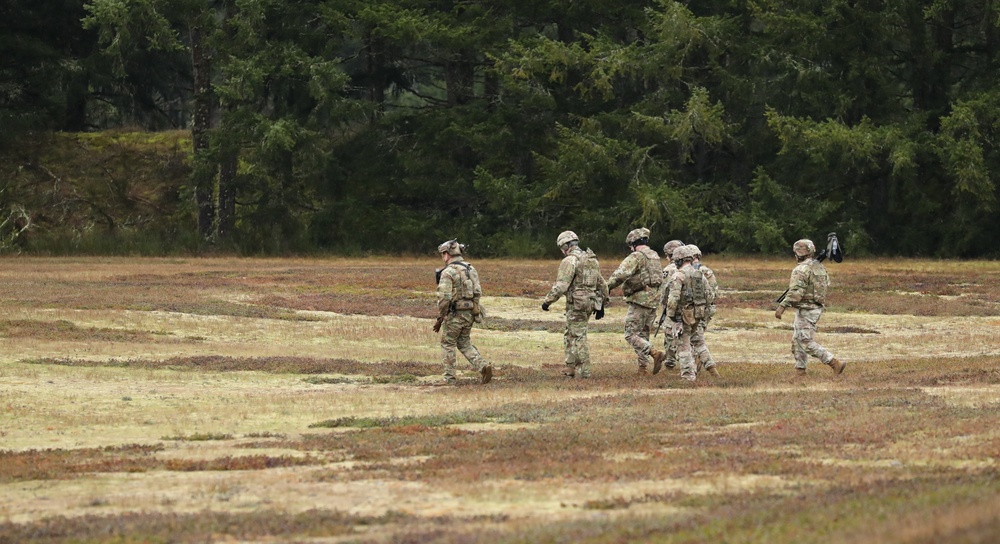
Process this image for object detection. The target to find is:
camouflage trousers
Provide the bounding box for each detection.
[563,308,592,378]
[675,318,711,381]
[792,307,833,369]
[440,310,488,380]
[624,303,657,368]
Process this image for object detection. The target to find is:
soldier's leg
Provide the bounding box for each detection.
[566,310,590,378]
[455,313,488,372]
[663,333,678,369]
[795,308,834,364]
[440,316,461,381]
[677,322,696,381]
[624,304,652,369]
[691,320,715,370]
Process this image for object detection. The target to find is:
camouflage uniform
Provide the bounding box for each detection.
[689,245,719,374]
[607,228,664,371]
[658,240,685,370]
[436,241,491,384]
[665,246,715,381]
[776,239,844,375]
[543,237,609,378]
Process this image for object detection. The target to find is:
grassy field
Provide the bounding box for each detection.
[1,255,999,543]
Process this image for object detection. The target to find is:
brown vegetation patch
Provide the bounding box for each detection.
[0,319,163,343]
[23,356,439,376]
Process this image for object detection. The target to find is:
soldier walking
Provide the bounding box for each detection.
[541,231,610,378]
[606,228,667,374]
[687,244,720,377]
[433,240,493,385]
[774,239,845,376]
[655,239,685,373]
[665,245,719,381]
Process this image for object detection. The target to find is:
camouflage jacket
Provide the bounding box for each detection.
[780,258,828,310]
[607,246,662,309]
[543,247,609,310]
[659,262,678,307]
[436,257,482,316]
[696,263,719,305]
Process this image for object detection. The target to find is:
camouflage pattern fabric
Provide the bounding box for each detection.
[666,262,716,380]
[698,263,719,321]
[660,261,680,365]
[624,303,657,368]
[440,310,489,380]
[436,257,488,380]
[792,307,834,369]
[543,246,609,377]
[779,257,828,310]
[607,247,662,309]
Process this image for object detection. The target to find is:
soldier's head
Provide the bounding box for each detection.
[625,228,650,250]
[687,244,702,260]
[793,239,815,261]
[556,230,579,254]
[663,240,684,260]
[437,239,465,262]
[673,244,695,264]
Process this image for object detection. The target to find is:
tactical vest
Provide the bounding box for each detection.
[681,265,713,318]
[809,260,829,304]
[622,247,662,296]
[570,249,601,292]
[448,262,477,301]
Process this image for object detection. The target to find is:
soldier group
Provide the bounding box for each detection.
[431,230,844,385]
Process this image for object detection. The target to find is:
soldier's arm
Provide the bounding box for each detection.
[470,266,483,304]
[781,268,808,307]
[597,272,610,305]
[436,270,455,316]
[606,254,637,291]
[665,275,682,319]
[543,256,576,305]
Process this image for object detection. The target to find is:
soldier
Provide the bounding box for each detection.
[665,245,719,381]
[775,239,845,376]
[606,228,667,374]
[433,240,493,385]
[686,244,721,377]
[541,231,610,378]
[654,239,685,374]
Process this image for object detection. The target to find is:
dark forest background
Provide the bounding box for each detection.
[2,0,999,256]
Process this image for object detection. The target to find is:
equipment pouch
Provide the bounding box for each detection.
[694,305,706,320]
[454,300,475,311]
[681,307,696,326]
[572,295,594,313]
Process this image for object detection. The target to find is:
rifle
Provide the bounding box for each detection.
[775,232,843,304]
[653,308,667,337]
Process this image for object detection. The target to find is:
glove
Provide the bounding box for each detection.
[541,302,550,311]
[595,308,604,320]
[671,321,683,338]
[432,316,444,332]
[774,306,785,320]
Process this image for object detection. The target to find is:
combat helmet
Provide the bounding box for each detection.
[625,227,650,245]
[663,240,684,259]
[556,230,579,248]
[793,239,815,257]
[687,244,702,258]
[437,239,464,256]
[673,245,695,261]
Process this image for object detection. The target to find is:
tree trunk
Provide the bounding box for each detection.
[217,147,237,240]
[445,50,475,107]
[190,22,216,239]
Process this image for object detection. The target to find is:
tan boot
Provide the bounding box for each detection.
[795,367,807,377]
[829,358,846,375]
[707,365,721,378]
[480,365,493,384]
[651,350,666,375]
[637,366,649,375]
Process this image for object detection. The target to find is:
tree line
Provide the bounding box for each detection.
[2,0,999,256]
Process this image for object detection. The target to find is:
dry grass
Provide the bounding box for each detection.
[1,256,999,543]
